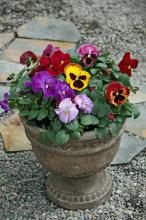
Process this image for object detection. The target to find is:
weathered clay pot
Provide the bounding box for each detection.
[21,117,125,210]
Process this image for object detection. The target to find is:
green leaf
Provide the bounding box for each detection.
[116,116,124,122]
[42,99,49,106]
[81,115,99,125]
[71,55,81,63]
[47,129,56,141]
[98,52,110,59]
[98,118,108,128]
[117,74,131,87]
[71,131,81,140]
[67,49,81,63]
[99,75,110,83]
[51,118,62,132]
[81,89,90,96]
[106,60,115,68]
[19,110,29,116]
[90,69,97,75]
[55,130,70,145]
[65,119,79,131]
[90,90,104,102]
[110,69,120,79]
[67,49,76,55]
[28,110,38,120]
[92,102,111,117]
[89,78,98,87]
[57,74,66,81]
[96,80,103,90]
[97,56,106,62]
[96,63,107,69]
[132,106,140,119]
[48,106,56,119]
[9,85,17,99]
[19,98,31,105]
[94,127,110,139]
[129,86,139,94]
[92,103,98,115]
[37,109,48,121]
[108,122,118,136]
[17,75,31,90]
[39,131,50,145]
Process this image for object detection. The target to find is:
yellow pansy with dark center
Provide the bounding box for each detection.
[64,63,91,91]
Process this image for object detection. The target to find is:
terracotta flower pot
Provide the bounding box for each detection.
[21,117,125,210]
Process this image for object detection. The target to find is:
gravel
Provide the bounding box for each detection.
[0,0,146,85]
[0,136,145,220]
[0,0,146,219]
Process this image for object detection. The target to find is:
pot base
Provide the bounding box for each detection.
[46,170,112,210]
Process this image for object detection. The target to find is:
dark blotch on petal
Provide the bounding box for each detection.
[86,57,92,65]
[118,90,124,94]
[70,73,76,80]
[112,92,116,96]
[114,94,125,103]
[79,75,86,80]
[73,80,84,89]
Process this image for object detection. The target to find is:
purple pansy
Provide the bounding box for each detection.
[55,81,75,101]
[42,44,60,57]
[55,98,79,123]
[25,71,75,101]
[25,71,58,99]
[77,44,100,67]
[74,94,93,113]
[0,92,10,112]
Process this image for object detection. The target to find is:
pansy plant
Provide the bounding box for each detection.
[0,44,140,144]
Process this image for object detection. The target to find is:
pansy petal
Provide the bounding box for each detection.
[24,81,32,87]
[40,56,50,66]
[0,100,10,112]
[65,63,82,77]
[75,94,93,113]
[4,92,9,100]
[131,59,138,68]
[123,52,131,64]
[118,61,131,76]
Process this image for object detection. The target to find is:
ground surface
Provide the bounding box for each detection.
[0,0,146,219]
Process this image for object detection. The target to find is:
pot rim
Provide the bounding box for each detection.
[21,116,125,155]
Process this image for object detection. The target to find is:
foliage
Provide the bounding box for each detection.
[1,45,140,144]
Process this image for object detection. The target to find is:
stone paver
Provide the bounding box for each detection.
[112,133,146,164]
[0,32,14,49]
[129,85,146,104]
[0,60,24,83]
[4,38,75,63]
[126,104,146,138]
[0,86,9,114]
[17,17,80,43]
[0,114,32,152]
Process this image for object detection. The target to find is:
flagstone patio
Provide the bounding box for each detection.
[0,16,146,164]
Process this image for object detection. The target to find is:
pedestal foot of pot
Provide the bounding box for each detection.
[46,171,112,210]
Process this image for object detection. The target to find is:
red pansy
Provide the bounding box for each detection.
[40,50,70,76]
[106,81,130,106]
[118,52,138,77]
[20,51,37,66]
